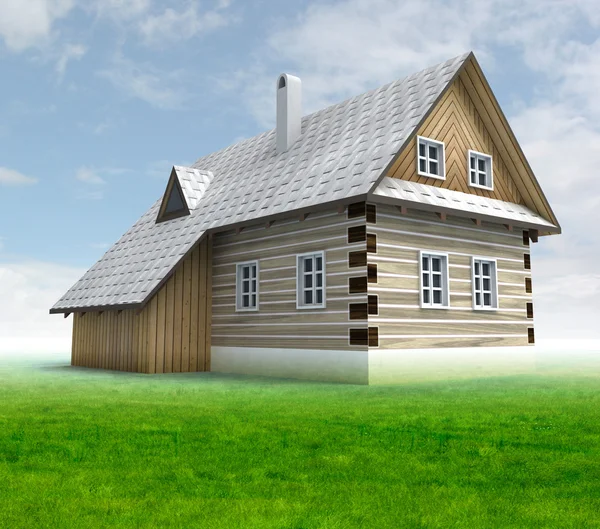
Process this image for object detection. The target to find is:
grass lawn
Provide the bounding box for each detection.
[1,353,600,528]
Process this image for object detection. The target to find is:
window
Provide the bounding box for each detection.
[472,258,498,310]
[236,261,259,311]
[297,251,325,308]
[420,252,449,308]
[468,150,493,190]
[417,136,445,179]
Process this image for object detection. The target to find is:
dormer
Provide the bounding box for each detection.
[156,166,213,223]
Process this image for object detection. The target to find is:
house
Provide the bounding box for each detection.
[50,52,560,384]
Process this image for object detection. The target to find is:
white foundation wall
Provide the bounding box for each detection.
[368,346,535,384]
[211,346,369,384]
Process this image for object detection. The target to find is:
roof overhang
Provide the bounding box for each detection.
[370,177,560,235]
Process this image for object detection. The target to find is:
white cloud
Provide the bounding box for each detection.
[0,167,38,186]
[138,0,234,45]
[97,54,188,109]
[76,166,105,185]
[0,260,86,355]
[0,0,74,52]
[56,42,86,79]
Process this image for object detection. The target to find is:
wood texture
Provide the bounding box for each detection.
[388,70,523,204]
[368,204,532,349]
[71,237,212,373]
[212,209,367,351]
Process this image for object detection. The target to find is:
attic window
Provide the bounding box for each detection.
[417,136,445,180]
[156,173,190,223]
[468,150,493,190]
[278,76,286,89]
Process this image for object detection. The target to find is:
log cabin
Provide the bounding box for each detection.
[50,52,560,384]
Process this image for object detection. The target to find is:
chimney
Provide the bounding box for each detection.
[276,73,302,153]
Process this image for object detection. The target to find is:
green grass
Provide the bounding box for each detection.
[1,354,600,528]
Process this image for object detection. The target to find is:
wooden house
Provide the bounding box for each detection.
[51,52,560,384]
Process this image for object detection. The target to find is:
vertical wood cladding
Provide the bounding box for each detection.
[71,237,212,373]
[211,209,367,351]
[367,204,533,349]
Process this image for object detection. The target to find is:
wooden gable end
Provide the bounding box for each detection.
[388,71,522,203]
[386,56,559,229]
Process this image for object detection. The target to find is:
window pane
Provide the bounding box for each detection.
[251,265,257,278]
[422,256,429,271]
[316,289,323,304]
[243,295,249,308]
[478,158,486,171]
[243,266,249,279]
[476,293,481,306]
[419,159,426,173]
[419,142,425,157]
[251,294,256,307]
[243,282,249,294]
[475,277,480,290]
[482,263,490,276]
[251,280,257,293]
[470,155,476,169]
[433,290,442,304]
[304,290,313,305]
[474,261,480,275]
[479,173,486,186]
[432,258,441,272]
[429,145,438,160]
[483,278,491,291]
[484,293,491,306]
[422,273,429,287]
[433,274,441,288]
[315,256,323,271]
[423,290,430,304]
[304,258,312,273]
[316,273,323,287]
[429,161,438,175]
[305,274,313,288]
[471,171,477,184]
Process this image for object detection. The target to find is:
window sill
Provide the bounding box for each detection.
[468,182,494,191]
[419,304,450,310]
[296,304,327,310]
[417,170,446,181]
[235,307,259,313]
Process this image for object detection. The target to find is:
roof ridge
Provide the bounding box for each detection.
[192,51,472,171]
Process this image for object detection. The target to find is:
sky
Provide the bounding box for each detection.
[0,0,599,355]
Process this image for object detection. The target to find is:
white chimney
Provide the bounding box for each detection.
[276,73,302,153]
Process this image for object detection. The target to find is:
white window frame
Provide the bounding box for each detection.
[296,251,326,309]
[419,251,450,309]
[417,136,446,180]
[471,257,498,310]
[468,150,493,190]
[235,260,259,312]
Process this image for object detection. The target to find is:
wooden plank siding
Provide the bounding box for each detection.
[367,203,533,349]
[388,70,523,205]
[211,209,368,351]
[70,237,212,373]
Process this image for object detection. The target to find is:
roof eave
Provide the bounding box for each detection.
[368,192,561,235]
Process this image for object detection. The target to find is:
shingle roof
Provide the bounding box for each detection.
[173,166,213,210]
[51,52,470,313]
[372,177,559,232]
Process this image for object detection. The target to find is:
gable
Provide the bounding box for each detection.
[157,173,189,222]
[385,56,559,229]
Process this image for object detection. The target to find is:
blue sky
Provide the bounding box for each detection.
[0,0,599,352]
